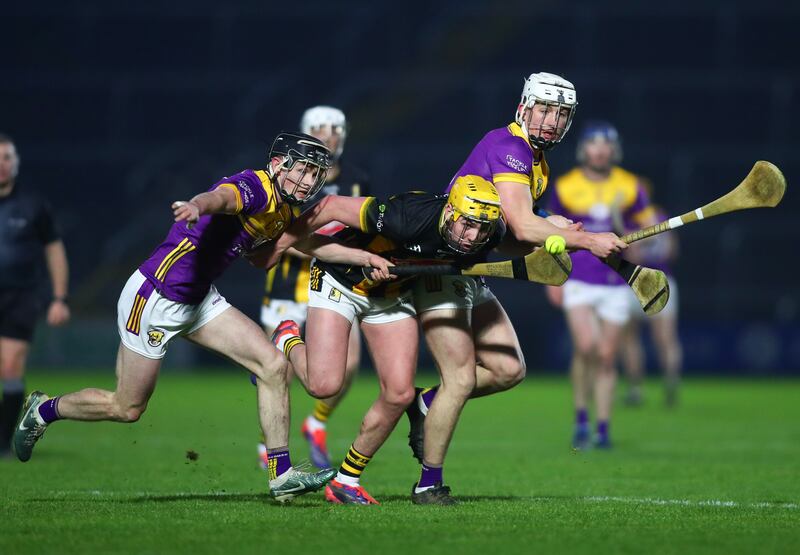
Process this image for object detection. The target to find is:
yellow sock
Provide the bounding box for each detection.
[336,445,372,485]
[312,400,334,423]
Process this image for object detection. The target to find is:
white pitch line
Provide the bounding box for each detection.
[580,495,798,510]
[43,491,800,510]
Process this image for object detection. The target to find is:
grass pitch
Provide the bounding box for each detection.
[1,371,799,555]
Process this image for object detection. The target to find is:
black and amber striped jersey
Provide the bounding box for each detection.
[263,161,370,304]
[312,191,505,298]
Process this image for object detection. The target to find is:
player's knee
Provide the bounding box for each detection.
[308,377,342,399]
[496,359,526,388]
[574,340,598,360]
[381,385,415,409]
[115,403,146,423]
[252,358,289,386]
[443,369,476,396]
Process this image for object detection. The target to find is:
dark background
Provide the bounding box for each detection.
[4,0,798,373]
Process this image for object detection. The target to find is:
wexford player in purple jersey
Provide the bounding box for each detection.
[12,132,393,502]
[404,72,628,503]
[545,121,657,449]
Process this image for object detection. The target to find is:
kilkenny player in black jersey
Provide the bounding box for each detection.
[257,106,371,470]
[268,176,505,504]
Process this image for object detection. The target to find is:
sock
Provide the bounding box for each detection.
[419,385,439,415]
[597,420,609,440]
[266,447,292,481]
[0,379,25,448]
[335,444,372,487]
[575,408,589,431]
[37,396,62,424]
[416,461,443,491]
[310,400,333,427]
[274,327,303,358]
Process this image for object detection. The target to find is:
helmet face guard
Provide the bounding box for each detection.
[515,73,578,151]
[440,176,502,255]
[441,210,499,255]
[269,132,333,205]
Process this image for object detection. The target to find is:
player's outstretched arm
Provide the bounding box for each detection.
[172,187,239,227]
[246,196,372,270]
[496,182,626,258]
[252,195,370,267]
[295,235,395,281]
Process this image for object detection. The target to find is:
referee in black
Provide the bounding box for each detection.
[0,134,70,457]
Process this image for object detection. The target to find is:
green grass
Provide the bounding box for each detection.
[2,372,799,555]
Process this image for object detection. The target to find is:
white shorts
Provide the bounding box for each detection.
[628,275,679,320]
[260,299,308,330]
[412,275,496,313]
[117,270,231,359]
[307,270,416,325]
[562,280,632,325]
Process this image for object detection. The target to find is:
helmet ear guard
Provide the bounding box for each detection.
[268,132,333,205]
[440,176,503,254]
[515,72,578,151]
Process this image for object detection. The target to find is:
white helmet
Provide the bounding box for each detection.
[514,72,578,151]
[300,105,347,160]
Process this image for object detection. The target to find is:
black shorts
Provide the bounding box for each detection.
[0,288,44,342]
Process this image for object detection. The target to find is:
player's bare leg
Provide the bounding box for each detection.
[13,343,161,462]
[418,308,472,464]
[470,299,526,398]
[0,338,31,456]
[326,318,417,505]
[187,307,335,500]
[282,307,351,399]
[650,314,682,407]
[620,319,646,406]
[301,323,361,468]
[592,319,624,447]
[58,345,160,422]
[409,307,473,504]
[565,305,600,449]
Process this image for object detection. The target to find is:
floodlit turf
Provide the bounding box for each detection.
[1,371,799,555]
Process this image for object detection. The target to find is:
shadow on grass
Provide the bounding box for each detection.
[29,492,340,508]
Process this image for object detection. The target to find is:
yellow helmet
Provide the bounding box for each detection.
[440,175,503,254]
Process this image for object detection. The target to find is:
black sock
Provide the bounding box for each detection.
[0,379,25,450]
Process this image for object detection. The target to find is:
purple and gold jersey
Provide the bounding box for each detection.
[447,122,550,206]
[548,166,655,285]
[139,170,295,304]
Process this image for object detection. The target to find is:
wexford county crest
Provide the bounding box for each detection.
[535,176,544,198]
[147,328,165,348]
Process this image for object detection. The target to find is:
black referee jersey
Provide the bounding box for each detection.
[0,185,60,290]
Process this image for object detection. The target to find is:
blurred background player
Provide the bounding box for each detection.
[546,121,657,449]
[257,106,371,469]
[618,183,683,407]
[0,134,70,457]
